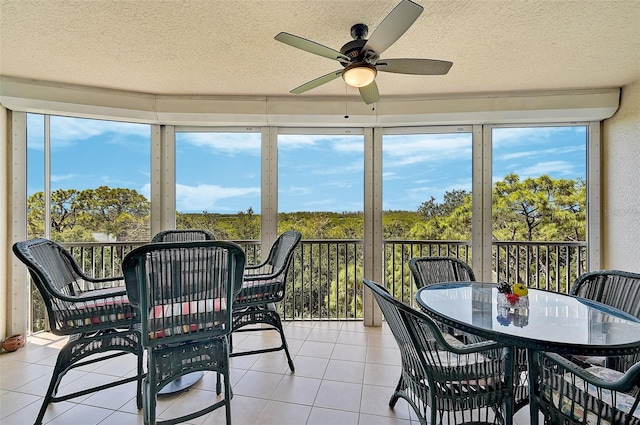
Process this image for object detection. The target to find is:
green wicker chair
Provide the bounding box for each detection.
[12,238,143,425]
[230,230,301,372]
[151,229,216,243]
[409,256,529,414]
[151,229,218,393]
[408,256,476,288]
[122,240,245,425]
[570,270,640,372]
[364,278,514,425]
[534,350,640,425]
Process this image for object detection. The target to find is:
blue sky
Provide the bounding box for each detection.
[26,114,586,214]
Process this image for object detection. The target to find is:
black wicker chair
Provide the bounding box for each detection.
[570,269,640,372]
[230,230,301,372]
[12,238,143,425]
[534,350,640,425]
[151,228,218,393]
[364,278,514,425]
[122,240,245,425]
[409,256,529,414]
[151,229,215,243]
[408,256,476,288]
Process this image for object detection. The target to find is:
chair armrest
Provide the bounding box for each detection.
[541,351,640,393]
[428,323,504,354]
[53,283,128,304]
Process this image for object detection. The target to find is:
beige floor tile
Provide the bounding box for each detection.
[270,374,321,405]
[45,403,113,425]
[314,380,362,412]
[202,394,267,425]
[323,359,365,384]
[0,323,536,425]
[254,400,311,425]
[365,345,401,365]
[0,391,41,419]
[358,413,411,425]
[360,384,411,420]
[250,351,293,374]
[331,343,367,362]
[306,328,341,343]
[337,330,370,346]
[99,410,145,425]
[307,406,359,425]
[290,355,329,379]
[233,370,283,398]
[363,362,402,387]
[297,340,335,359]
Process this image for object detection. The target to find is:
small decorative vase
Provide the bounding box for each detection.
[2,334,25,352]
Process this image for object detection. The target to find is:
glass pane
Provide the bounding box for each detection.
[26,113,46,333]
[382,131,473,302]
[278,133,364,320]
[278,134,364,236]
[175,132,261,240]
[49,116,151,241]
[491,126,587,289]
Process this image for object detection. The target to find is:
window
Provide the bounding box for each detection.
[175,131,261,239]
[491,125,587,289]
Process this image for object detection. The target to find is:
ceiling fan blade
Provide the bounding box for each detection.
[377,58,453,75]
[290,70,343,94]
[359,81,380,105]
[275,32,351,63]
[363,0,423,56]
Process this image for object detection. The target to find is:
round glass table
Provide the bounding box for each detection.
[416,282,640,355]
[416,282,640,425]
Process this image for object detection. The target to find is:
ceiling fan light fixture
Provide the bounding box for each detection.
[342,63,377,88]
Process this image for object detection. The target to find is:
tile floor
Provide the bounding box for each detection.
[0,321,535,424]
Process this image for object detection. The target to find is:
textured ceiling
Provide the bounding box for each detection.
[1,0,639,102]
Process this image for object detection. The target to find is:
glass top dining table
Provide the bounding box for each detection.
[415,282,640,356]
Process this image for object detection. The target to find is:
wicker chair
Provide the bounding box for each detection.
[364,278,514,425]
[534,350,640,425]
[151,229,215,243]
[230,230,301,372]
[409,256,529,414]
[12,238,143,425]
[408,256,476,288]
[151,228,218,393]
[570,269,640,372]
[122,240,245,425]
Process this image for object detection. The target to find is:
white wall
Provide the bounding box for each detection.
[602,80,640,271]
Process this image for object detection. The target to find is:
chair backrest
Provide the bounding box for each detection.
[570,269,640,319]
[122,240,245,347]
[259,230,301,274]
[408,256,475,289]
[12,238,132,334]
[363,278,510,422]
[235,230,301,306]
[151,229,216,242]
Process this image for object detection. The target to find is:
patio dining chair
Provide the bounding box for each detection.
[533,350,640,425]
[151,229,216,243]
[151,228,218,393]
[570,269,640,372]
[230,230,301,372]
[122,240,245,425]
[12,238,143,425]
[409,256,530,413]
[364,278,514,425]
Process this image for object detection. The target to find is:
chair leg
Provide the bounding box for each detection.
[224,370,232,425]
[272,312,295,372]
[389,375,404,408]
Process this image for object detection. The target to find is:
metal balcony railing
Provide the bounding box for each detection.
[28,239,587,332]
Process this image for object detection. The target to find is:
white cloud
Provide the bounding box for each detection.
[383,134,472,168]
[519,161,576,177]
[280,186,311,196]
[51,173,76,182]
[177,132,261,154]
[175,183,260,211]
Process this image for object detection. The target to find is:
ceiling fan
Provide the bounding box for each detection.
[274,0,453,105]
